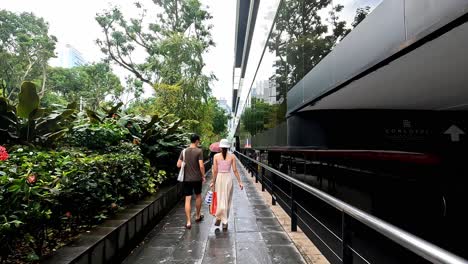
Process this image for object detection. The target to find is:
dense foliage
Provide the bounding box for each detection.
[96,0,229,141]
[0,82,78,147]
[0,2,229,262]
[0,82,185,263]
[45,63,125,110]
[0,145,165,262]
[70,120,128,150]
[0,10,57,100]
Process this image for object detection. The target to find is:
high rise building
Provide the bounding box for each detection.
[252,79,276,104]
[217,98,231,113]
[217,98,232,129]
[53,44,86,68]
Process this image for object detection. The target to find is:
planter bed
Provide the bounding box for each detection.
[42,183,183,264]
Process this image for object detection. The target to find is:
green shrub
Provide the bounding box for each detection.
[0,144,164,262]
[69,120,128,150]
[123,113,189,174]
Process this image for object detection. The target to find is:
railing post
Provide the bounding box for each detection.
[255,164,259,183]
[271,172,276,206]
[261,167,265,192]
[291,183,297,232]
[342,212,353,264]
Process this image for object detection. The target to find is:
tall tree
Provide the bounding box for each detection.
[0,10,57,99]
[269,0,351,94]
[96,0,215,123]
[241,98,274,136]
[79,63,124,110]
[123,75,144,107]
[266,1,370,127]
[45,63,124,110]
[212,104,229,137]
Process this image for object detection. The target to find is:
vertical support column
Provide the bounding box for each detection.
[271,172,276,206]
[342,212,353,264]
[290,183,297,232]
[255,163,259,183]
[261,167,265,192]
[255,151,260,183]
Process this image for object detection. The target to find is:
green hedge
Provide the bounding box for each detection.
[69,121,129,150]
[0,144,166,262]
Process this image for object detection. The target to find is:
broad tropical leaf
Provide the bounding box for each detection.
[17,82,39,118]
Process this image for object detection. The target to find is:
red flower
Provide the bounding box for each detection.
[65,211,72,218]
[0,146,8,161]
[26,173,37,184]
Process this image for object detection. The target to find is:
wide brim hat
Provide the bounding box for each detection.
[209,142,221,152]
[219,139,230,148]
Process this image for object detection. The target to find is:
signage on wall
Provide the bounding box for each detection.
[383,120,431,142]
[444,125,465,142]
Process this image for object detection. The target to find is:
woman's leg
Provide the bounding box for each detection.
[215,173,228,224]
[215,173,234,225]
[224,179,234,223]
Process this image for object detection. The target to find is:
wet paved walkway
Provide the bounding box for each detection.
[123,161,307,264]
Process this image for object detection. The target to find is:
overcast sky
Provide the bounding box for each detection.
[0,0,235,103]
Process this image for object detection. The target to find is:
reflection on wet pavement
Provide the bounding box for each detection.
[123,162,306,264]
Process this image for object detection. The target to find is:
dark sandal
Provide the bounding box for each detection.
[195,215,204,222]
[185,224,192,229]
[214,218,221,226]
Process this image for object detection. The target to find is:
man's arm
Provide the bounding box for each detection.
[177,150,183,168]
[199,160,206,181]
[198,150,205,183]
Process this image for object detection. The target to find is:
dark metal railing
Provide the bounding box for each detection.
[236,151,468,264]
[204,160,212,173]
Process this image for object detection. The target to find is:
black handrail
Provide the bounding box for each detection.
[235,151,468,264]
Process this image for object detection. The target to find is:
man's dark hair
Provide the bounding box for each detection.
[190,134,200,143]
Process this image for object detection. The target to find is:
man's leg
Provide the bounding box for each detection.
[185,195,192,225]
[194,181,203,219]
[195,194,202,219]
[183,181,193,225]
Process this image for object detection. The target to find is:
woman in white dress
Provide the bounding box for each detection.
[210,139,243,229]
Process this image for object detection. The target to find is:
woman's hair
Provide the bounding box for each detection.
[221,148,228,160]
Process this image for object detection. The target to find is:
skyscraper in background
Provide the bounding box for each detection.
[52,44,86,68]
[217,98,232,129]
[252,80,276,104]
[217,98,231,113]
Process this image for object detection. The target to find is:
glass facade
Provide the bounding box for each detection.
[233,2,468,260]
[234,0,383,149]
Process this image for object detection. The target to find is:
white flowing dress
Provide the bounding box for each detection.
[215,159,234,224]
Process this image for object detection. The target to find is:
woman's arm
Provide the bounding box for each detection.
[210,156,218,189]
[232,155,243,190]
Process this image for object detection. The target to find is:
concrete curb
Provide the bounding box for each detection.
[42,183,183,264]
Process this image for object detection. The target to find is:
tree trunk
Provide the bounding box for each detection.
[39,65,47,98]
[22,58,36,82]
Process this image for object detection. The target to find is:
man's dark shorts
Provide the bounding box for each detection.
[183,181,202,196]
